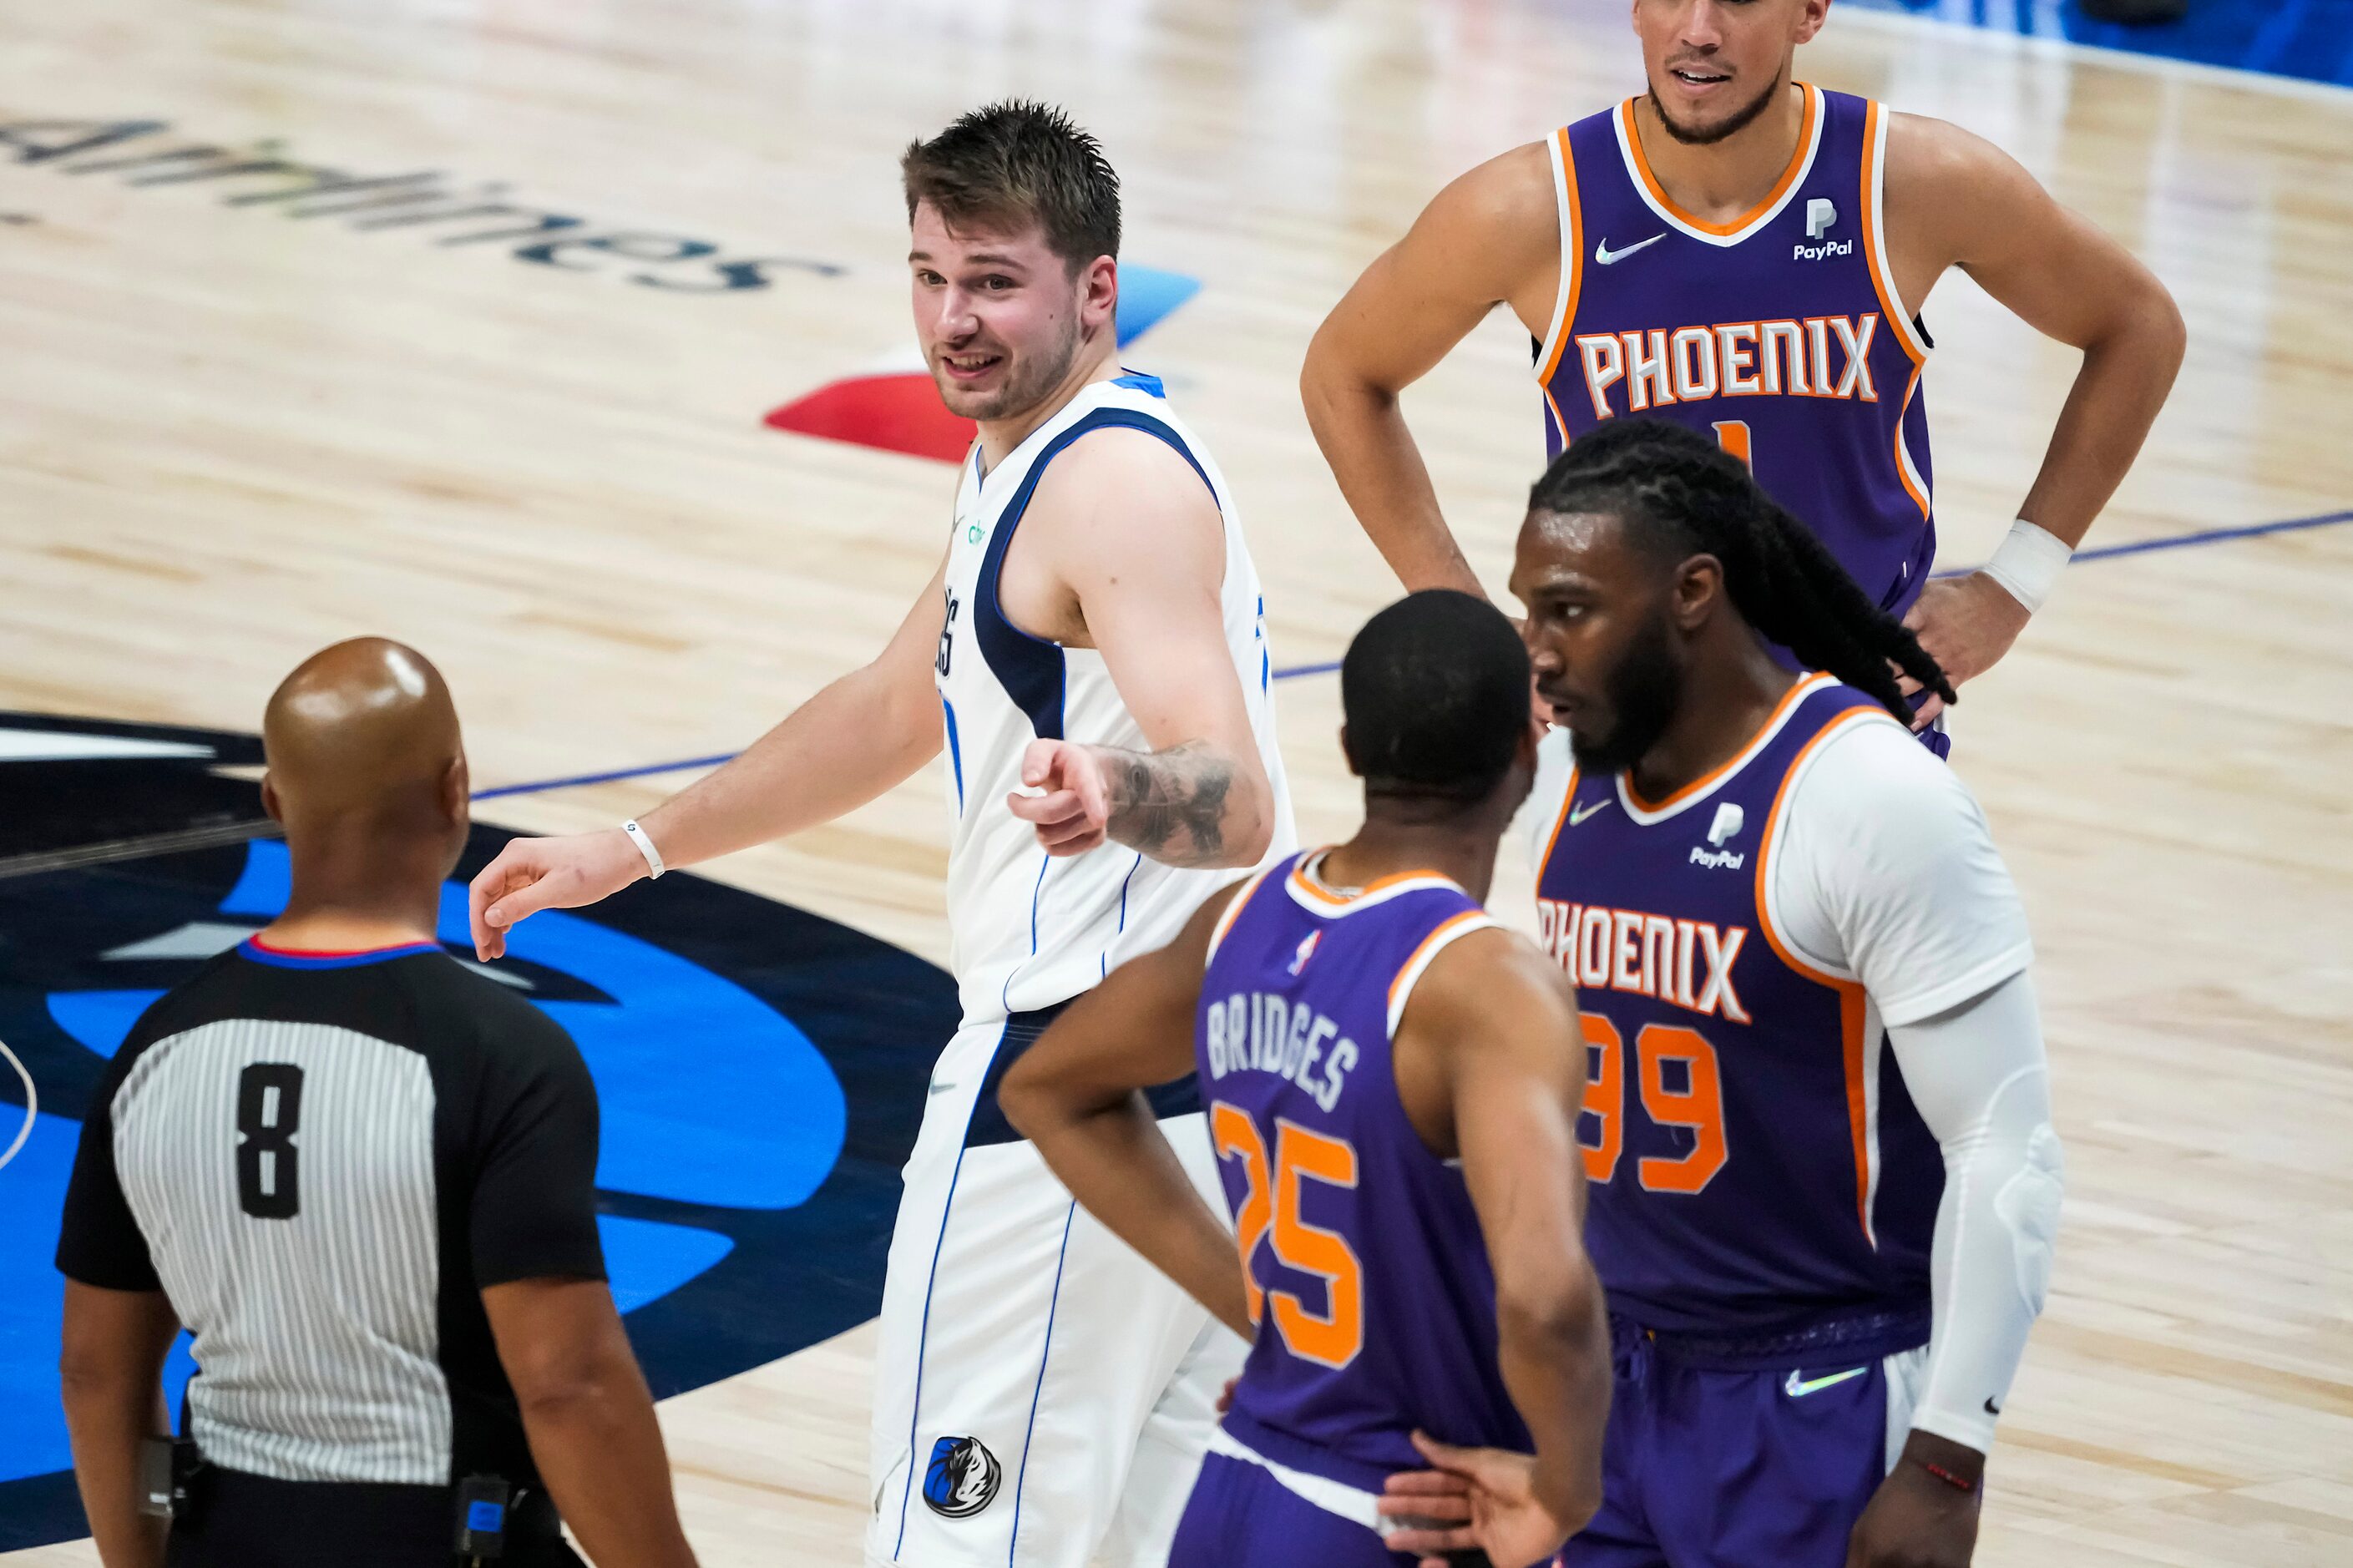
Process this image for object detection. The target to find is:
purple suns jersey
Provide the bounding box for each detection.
[1532,677,1943,1344]
[1196,853,1532,1493]
[1536,85,1936,619]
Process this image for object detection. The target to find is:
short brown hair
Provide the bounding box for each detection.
[901,100,1120,271]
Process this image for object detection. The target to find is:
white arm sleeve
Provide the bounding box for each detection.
[1767,716,2054,1453]
[1769,716,2032,1024]
[1888,970,2063,1454]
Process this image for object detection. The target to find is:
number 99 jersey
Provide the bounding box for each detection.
[1193,852,1531,1497]
[1529,674,2033,1351]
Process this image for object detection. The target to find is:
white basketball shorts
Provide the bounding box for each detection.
[865,1006,1245,1568]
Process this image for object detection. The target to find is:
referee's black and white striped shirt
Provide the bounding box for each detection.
[57,937,605,1491]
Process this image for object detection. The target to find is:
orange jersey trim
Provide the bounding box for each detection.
[1536,125,1585,386]
[1892,362,1930,520]
[1536,763,1584,875]
[1383,908,1496,1031]
[1622,673,1831,815]
[1751,705,1890,1245]
[1859,100,1929,372]
[1542,383,1571,451]
[1619,84,1818,239]
[1285,859,1454,909]
[1205,862,1281,966]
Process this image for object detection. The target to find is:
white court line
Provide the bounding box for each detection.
[0,1036,33,1172]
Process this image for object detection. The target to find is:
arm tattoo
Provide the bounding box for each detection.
[1101,741,1237,869]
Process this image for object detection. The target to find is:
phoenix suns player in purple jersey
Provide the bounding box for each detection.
[1303,0,2183,746]
[1388,420,2063,1568]
[1003,592,1612,1568]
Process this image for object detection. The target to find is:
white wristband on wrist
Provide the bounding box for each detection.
[621,818,666,880]
[1980,518,2073,615]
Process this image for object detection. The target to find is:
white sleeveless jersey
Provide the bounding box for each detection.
[934,372,1297,1026]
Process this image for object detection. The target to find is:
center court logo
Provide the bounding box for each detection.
[0,117,846,295]
[0,713,959,1550]
[923,1436,1002,1519]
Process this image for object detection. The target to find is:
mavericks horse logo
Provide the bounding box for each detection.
[922,1435,1001,1519]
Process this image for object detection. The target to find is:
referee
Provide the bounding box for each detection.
[55,639,699,1568]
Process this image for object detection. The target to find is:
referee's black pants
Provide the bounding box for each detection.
[165,1467,584,1568]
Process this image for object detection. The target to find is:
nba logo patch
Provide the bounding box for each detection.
[923,1435,1001,1519]
[1288,930,1321,976]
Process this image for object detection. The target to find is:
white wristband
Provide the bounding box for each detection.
[1980,518,2073,615]
[621,818,666,880]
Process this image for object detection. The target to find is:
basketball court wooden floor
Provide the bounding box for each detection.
[3,2,2349,1563]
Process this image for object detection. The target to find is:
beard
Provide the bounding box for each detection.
[1566,611,1684,776]
[1648,73,1783,146]
[934,309,1082,423]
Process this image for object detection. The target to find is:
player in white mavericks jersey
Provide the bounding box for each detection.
[465,103,1294,1568]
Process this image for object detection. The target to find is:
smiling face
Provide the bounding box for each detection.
[908,202,1116,424]
[1632,0,1827,145]
[1512,508,1708,775]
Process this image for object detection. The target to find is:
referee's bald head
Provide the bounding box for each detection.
[262,639,468,857]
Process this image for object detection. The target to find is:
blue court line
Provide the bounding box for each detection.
[1928,507,2353,578]
[470,505,2350,803]
[472,754,737,801]
[2063,507,2350,563]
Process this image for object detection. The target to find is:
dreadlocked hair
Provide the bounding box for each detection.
[1528,419,1953,721]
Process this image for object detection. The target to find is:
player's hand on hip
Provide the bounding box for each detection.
[468,829,647,961]
[1845,1434,1981,1568]
[1007,739,1111,856]
[1377,1431,1579,1568]
[1895,573,2030,729]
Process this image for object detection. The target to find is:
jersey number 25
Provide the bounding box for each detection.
[1211,1103,1364,1370]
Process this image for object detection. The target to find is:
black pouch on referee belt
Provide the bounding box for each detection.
[454,1474,513,1560]
[136,1436,210,1524]
[135,1436,174,1518]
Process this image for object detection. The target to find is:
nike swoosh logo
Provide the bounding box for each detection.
[928,1081,956,1098]
[1983,1396,2002,1416]
[1784,1366,1870,1398]
[1569,800,1613,827]
[1594,234,1665,266]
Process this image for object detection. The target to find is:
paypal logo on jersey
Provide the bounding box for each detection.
[0,728,956,1551]
[1795,197,1850,260]
[1693,801,1747,869]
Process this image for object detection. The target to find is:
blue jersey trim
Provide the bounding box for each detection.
[894,1022,1002,1555]
[1005,1201,1079,1565]
[1101,852,1144,981]
[1256,594,1269,694]
[237,939,442,969]
[1000,855,1053,1018]
[1111,370,1166,396]
[971,406,1217,743]
[941,696,965,813]
[967,999,1198,1149]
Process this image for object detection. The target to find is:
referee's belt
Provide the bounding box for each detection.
[173,1459,564,1545]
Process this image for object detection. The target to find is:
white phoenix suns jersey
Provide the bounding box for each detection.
[934,372,1297,1026]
